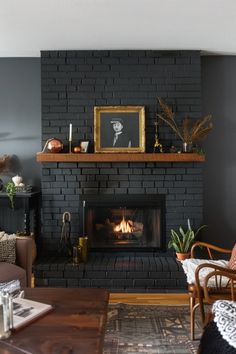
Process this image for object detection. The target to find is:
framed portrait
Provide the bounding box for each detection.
[94,106,145,153]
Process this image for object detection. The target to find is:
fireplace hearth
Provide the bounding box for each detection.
[79,195,165,251]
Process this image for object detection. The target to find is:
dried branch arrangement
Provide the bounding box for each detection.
[157,97,213,144]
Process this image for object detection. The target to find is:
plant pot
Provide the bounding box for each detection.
[176,252,191,261]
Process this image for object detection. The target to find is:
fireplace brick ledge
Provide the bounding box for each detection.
[33,253,187,292]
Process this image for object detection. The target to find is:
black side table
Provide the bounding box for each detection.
[0,191,41,236]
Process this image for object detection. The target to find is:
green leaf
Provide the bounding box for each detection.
[169,220,206,253]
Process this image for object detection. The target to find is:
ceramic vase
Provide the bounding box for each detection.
[12,175,23,186]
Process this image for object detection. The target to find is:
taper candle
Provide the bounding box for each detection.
[69,123,72,142]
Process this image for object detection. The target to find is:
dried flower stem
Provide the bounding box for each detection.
[157,97,213,143]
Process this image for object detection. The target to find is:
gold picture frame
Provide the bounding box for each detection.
[94,106,145,153]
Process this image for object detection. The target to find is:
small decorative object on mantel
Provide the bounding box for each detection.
[168,219,207,261]
[42,138,63,153]
[169,145,178,153]
[80,141,89,153]
[153,120,163,153]
[157,97,213,153]
[69,123,72,153]
[73,146,81,153]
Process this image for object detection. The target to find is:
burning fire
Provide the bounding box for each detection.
[114,216,133,233]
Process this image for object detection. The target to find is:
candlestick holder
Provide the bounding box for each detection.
[153,121,163,153]
[69,141,72,154]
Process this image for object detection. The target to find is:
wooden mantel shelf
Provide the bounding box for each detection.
[36,152,205,163]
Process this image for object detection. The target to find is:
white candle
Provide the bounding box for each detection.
[69,123,72,141]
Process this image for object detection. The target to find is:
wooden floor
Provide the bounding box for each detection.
[33,274,189,305]
[109,293,189,305]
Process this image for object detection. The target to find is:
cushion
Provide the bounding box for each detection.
[228,244,236,270]
[0,231,16,264]
[181,258,229,287]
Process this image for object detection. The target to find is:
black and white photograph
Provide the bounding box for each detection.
[94,106,145,153]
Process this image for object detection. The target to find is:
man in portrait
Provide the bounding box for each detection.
[110,118,131,147]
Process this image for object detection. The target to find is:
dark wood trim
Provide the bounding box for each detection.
[36,152,205,163]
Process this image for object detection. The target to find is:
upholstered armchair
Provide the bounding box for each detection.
[0,236,33,287]
[182,242,236,340]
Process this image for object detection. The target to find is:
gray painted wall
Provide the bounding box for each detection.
[0,58,41,187]
[202,56,236,248]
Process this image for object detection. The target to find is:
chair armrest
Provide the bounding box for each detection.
[194,262,236,300]
[203,269,236,303]
[15,237,33,287]
[191,242,232,259]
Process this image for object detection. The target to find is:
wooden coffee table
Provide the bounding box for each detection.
[0,288,109,354]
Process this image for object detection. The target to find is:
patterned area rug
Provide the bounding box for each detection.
[103,303,202,354]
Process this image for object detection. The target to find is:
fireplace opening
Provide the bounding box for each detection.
[79,195,166,251]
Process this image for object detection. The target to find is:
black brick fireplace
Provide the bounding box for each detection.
[34,49,204,291]
[39,49,203,253]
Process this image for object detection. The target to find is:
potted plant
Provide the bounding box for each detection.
[168,219,207,261]
[5,181,16,209]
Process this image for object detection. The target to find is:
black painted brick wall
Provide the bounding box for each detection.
[41,50,203,252]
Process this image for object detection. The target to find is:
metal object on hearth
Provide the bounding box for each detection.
[72,244,81,265]
[58,212,72,257]
[79,236,88,263]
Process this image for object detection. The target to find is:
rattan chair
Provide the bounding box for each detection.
[187,242,236,340]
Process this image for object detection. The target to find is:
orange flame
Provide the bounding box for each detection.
[114,216,133,233]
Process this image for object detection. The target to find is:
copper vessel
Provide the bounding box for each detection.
[47,138,63,153]
[73,146,81,153]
